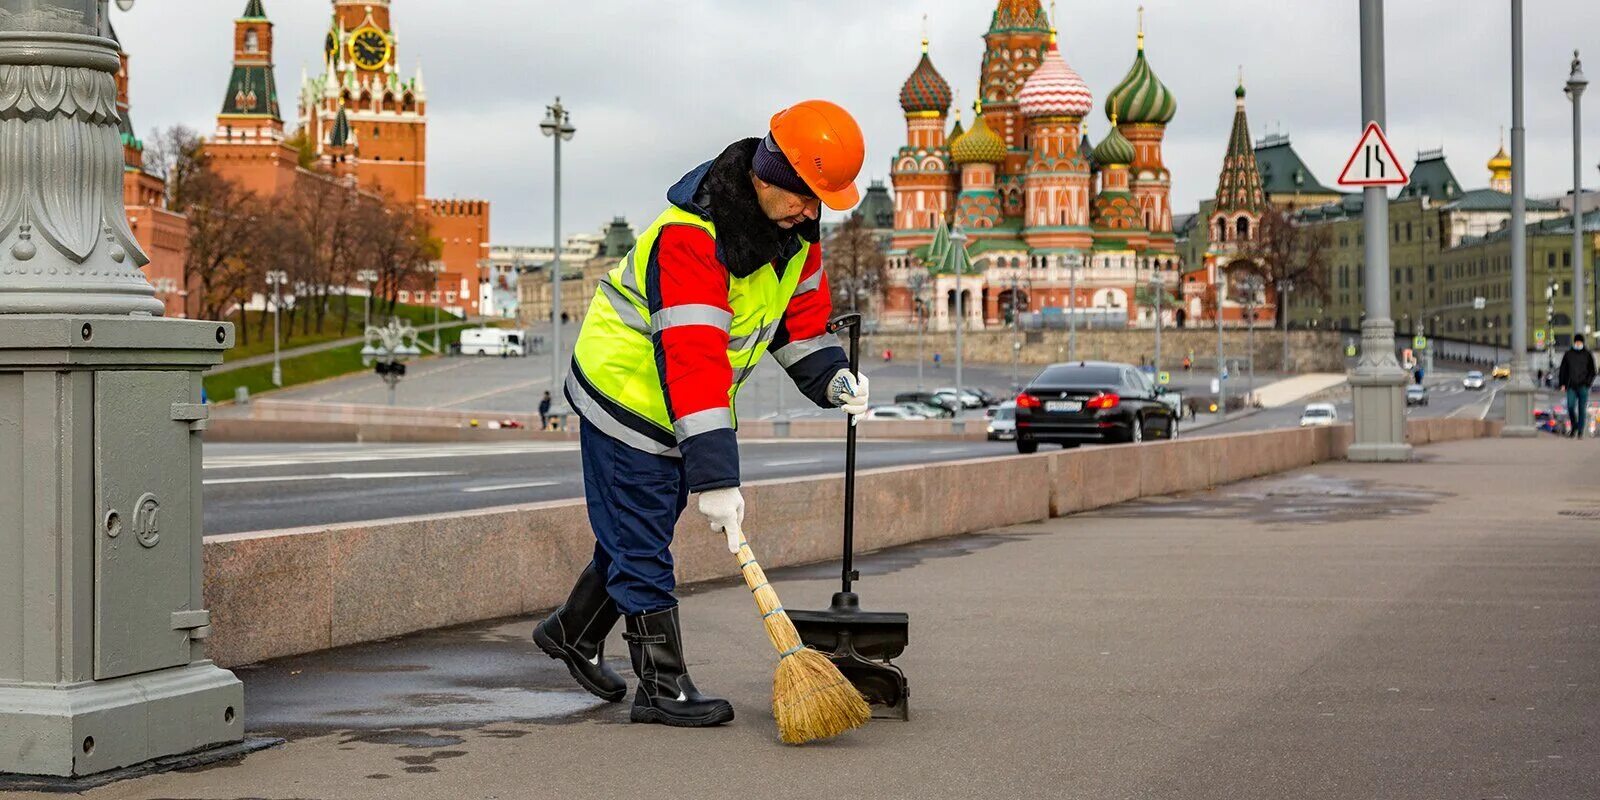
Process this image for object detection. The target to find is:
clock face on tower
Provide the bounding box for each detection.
[347,26,392,71]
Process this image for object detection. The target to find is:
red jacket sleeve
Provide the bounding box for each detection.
[645,225,739,491]
[770,244,850,407]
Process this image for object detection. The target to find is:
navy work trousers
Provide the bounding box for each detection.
[580,420,689,615]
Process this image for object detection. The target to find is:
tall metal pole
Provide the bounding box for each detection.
[541,98,575,402]
[270,273,283,387]
[1067,255,1078,360]
[952,226,965,418]
[1152,275,1162,375]
[1011,272,1020,389]
[431,266,441,352]
[1567,51,1588,336]
[917,287,926,390]
[1503,0,1537,435]
[1216,282,1226,416]
[1349,0,1413,459]
[1281,280,1293,372]
[1246,291,1255,402]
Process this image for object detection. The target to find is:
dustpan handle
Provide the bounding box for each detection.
[827,313,862,594]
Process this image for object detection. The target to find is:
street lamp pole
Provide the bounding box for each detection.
[1280,278,1294,372]
[1151,273,1163,375]
[1566,51,1588,336]
[431,264,442,352]
[1503,0,1537,435]
[1067,253,1079,360]
[951,225,966,418]
[358,269,378,329]
[266,270,287,386]
[1216,278,1226,416]
[541,97,576,401]
[1349,0,1412,459]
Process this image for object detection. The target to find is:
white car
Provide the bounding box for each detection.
[934,387,985,409]
[866,405,929,421]
[986,402,1017,440]
[1463,370,1485,390]
[1299,403,1338,427]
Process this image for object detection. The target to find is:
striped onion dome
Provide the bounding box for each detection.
[951,109,1006,165]
[1018,38,1093,118]
[1090,122,1135,166]
[899,48,952,114]
[1105,46,1177,125]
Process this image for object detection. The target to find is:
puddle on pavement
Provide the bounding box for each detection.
[1090,473,1451,526]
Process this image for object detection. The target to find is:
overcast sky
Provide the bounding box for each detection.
[116,1,1599,246]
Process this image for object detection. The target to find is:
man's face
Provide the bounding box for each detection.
[752,174,821,229]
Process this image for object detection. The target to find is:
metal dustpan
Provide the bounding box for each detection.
[787,313,910,720]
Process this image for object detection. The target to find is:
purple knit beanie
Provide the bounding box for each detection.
[751,133,816,197]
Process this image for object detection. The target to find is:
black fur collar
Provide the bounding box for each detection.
[692,138,820,278]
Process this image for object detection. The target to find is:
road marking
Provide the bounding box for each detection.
[461,480,560,493]
[762,458,823,467]
[204,442,579,470]
[928,447,967,454]
[204,471,458,486]
[437,376,550,409]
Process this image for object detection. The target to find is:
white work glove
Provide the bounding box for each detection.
[827,369,870,423]
[697,487,745,554]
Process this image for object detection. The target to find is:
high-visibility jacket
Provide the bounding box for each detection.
[565,148,848,493]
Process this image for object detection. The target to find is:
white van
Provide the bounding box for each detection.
[460,328,526,357]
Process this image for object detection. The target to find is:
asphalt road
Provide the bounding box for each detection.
[203,437,1018,534]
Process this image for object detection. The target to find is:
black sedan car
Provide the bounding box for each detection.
[1013,361,1179,453]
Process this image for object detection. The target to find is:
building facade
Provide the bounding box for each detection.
[206,0,492,317]
[511,218,638,329]
[881,1,1181,332]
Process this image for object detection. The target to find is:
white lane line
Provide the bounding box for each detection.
[204,443,579,470]
[928,447,967,454]
[461,480,560,493]
[762,458,823,467]
[204,471,459,486]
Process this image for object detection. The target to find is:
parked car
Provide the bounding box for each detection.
[866,404,929,421]
[893,392,957,416]
[1405,384,1428,406]
[933,387,985,409]
[1462,370,1485,390]
[969,387,1004,407]
[986,402,1017,441]
[1299,402,1338,427]
[1012,361,1179,453]
[1491,364,1511,380]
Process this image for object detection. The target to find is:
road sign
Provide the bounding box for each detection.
[1413,335,1427,349]
[1535,328,1547,344]
[1473,296,1487,310]
[1337,121,1409,187]
[1209,378,1220,393]
[1345,343,1358,357]
[1158,371,1171,385]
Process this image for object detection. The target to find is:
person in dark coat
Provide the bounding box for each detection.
[538,390,553,430]
[1556,334,1596,438]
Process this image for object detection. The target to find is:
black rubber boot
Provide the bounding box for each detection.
[623,607,735,727]
[532,564,627,702]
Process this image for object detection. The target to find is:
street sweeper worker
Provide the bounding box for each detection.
[533,100,870,728]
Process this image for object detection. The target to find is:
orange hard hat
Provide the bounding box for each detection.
[769,100,865,211]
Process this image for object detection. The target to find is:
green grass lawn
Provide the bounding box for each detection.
[205,321,483,402]
[221,296,463,362]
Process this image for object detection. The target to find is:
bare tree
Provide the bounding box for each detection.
[351,199,435,320]
[1236,206,1333,332]
[824,214,887,314]
[144,125,209,212]
[169,166,263,334]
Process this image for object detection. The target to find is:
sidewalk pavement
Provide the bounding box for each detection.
[29,435,1600,799]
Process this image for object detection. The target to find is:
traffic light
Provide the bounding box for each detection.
[374,360,407,377]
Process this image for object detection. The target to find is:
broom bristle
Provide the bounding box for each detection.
[773,648,871,744]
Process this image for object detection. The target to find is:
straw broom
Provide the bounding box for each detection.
[732,532,870,744]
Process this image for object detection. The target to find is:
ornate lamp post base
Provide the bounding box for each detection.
[1501,380,1538,437]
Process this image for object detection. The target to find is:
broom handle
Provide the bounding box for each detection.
[731,531,804,659]
[842,318,860,594]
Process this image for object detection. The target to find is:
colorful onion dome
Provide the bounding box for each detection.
[948,115,965,141]
[899,41,952,115]
[1105,46,1176,125]
[1018,38,1093,118]
[1487,139,1511,173]
[951,104,1006,165]
[1090,119,1135,166]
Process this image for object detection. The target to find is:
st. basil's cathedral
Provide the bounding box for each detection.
[883,0,1179,332]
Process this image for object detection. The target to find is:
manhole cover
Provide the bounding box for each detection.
[1558,509,1600,518]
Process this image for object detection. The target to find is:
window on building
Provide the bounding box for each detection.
[1427,264,1435,282]
[1392,223,1399,242]
[1564,251,1572,267]
[1549,252,1557,268]
[1236,217,1250,240]
[1564,281,1572,296]
[244,30,259,52]
[1216,218,1227,242]
[1405,222,1412,241]
[446,292,457,303]
[398,290,409,302]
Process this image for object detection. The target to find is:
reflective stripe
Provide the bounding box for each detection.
[673,406,734,440]
[565,372,680,456]
[618,250,642,296]
[599,281,649,334]
[729,320,778,351]
[651,304,733,332]
[772,333,839,369]
[793,269,823,296]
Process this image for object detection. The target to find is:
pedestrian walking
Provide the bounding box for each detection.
[538,390,552,430]
[933,352,942,369]
[533,101,870,728]
[1557,334,1596,439]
